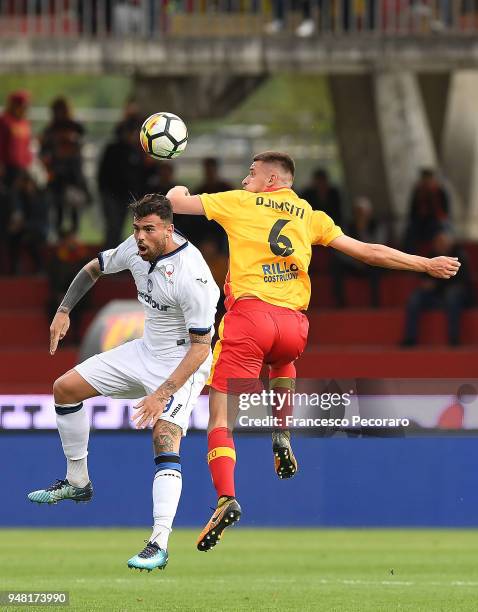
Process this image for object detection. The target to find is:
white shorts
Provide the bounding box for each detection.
[75,338,212,434]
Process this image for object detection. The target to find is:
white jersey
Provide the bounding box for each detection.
[98,233,220,357]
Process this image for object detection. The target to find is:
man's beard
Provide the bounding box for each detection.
[137,238,166,261]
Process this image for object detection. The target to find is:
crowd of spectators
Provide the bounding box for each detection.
[264,0,461,37]
[1,1,474,39]
[0,90,474,346]
[309,165,473,346]
[0,91,231,270]
[0,91,90,276]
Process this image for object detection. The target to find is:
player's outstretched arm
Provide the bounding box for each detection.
[49,258,103,355]
[329,235,461,279]
[166,186,206,215]
[132,332,212,429]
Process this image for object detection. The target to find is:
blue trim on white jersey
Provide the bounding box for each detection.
[148,239,189,274]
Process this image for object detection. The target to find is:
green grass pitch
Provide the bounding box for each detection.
[1,529,478,611]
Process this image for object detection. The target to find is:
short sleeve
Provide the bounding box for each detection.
[199,190,243,228]
[177,268,220,336]
[98,237,133,275]
[310,211,343,246]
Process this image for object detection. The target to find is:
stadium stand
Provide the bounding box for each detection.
[1,243,476,393]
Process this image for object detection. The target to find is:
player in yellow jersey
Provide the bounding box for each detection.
[167,151,460,551]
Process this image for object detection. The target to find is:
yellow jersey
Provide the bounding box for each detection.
[200,188,343,311]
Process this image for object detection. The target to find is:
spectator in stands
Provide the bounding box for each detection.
[113,0,145,35]
[264,1,365,36]
[46,230,90,344]
[98,119,145,248]
[40,97,89,235]
[144,159,175,195]
[114,97,143,137]
[0,90,32,187]
[6,172,49,276]
[198,234,229,318]
[146,161,202,244]
[401,225,472,347]
[300,167,343,226]
[403,168,450,254]
[434,1,453,29]
[189,157,231,253]
[78,0,113,35]
[331,196,384,308]
[195,157,233,194]
[264,0,320,36]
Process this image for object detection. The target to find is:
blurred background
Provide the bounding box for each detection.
[1,0,478,529]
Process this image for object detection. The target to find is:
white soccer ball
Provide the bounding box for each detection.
[140,112,188,160]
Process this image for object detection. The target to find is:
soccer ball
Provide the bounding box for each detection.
[140,112,188,160]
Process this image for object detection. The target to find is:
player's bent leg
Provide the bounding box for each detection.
[198,388,241,552]
[270,364,298,480]
[128,419,182,572]
[28,369,99,505]
[200,302,272,552]
[53,368,100,405]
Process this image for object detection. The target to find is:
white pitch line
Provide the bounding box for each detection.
[74,577,478,588]
[316,578,478,588]
[242,577,478,588]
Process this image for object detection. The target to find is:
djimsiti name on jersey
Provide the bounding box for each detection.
[256,196,305,219]
[262,261,299,283]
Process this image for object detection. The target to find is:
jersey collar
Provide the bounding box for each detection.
[148,232,189,274]
[263,186,292,193]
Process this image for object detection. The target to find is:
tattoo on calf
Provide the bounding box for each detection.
[153,421,182,454]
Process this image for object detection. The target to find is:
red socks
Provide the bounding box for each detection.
[207,427,236,499]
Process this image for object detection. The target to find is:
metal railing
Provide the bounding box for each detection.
[0,1,477,38]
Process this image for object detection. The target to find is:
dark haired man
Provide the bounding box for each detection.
[167,151,461,552]
[28,194,220,572]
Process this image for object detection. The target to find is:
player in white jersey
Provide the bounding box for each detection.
[27,194,220,572]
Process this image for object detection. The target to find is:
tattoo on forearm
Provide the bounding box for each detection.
[159,380,176,397]
[190,332,212,345]
[153,421,182,454]
[58,265,101,314]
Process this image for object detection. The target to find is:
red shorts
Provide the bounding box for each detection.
[208,298,309,393]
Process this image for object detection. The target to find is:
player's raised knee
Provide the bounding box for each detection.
[53,375,71,404]
[53,372,81,404]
